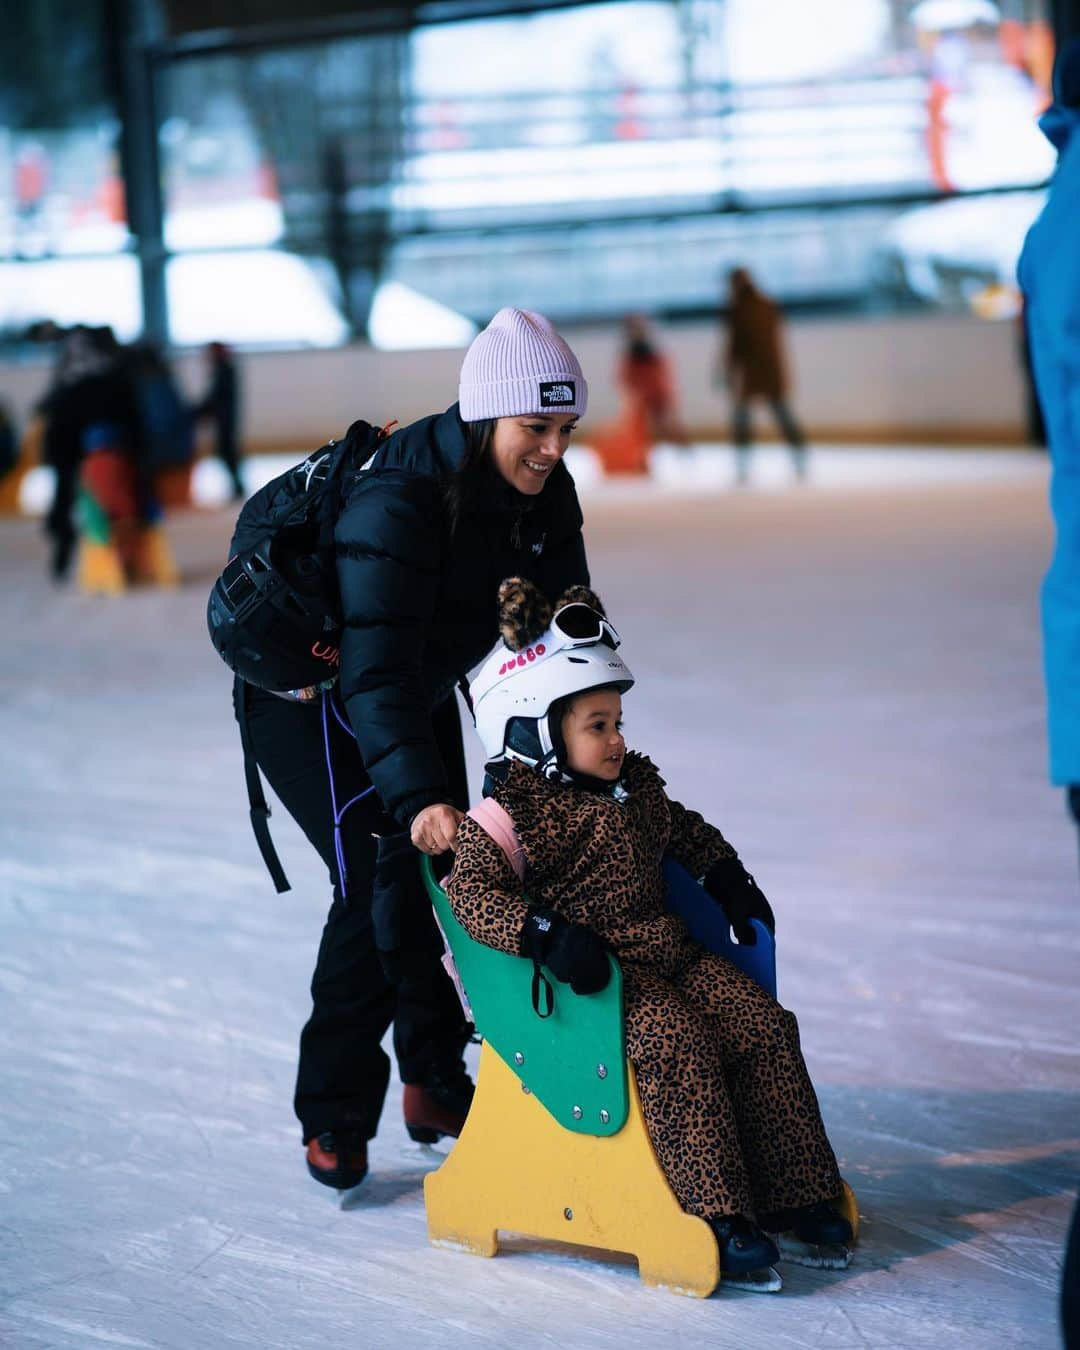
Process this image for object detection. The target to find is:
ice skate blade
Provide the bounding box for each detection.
[774,1234,852,1269]
[308,1171,367,1206]
[336,1182,367,1210]
[722,1265,782,1293]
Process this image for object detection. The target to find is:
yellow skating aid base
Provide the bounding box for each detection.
[77,527,179,595]
[0,465,30,516]
[77,540,128,596]
[424,1041,721,1297]
[133,525,180,587]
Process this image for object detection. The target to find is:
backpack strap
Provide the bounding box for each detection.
[234,676,291,894]
[467,797,525,881]
[466,797,553,1018]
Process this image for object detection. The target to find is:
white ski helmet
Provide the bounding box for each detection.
[471,601,634,775]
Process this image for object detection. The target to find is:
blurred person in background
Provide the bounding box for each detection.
[1018,37,1080,857]
[39,326,145,581]
[0,400,17,482]
[590,314,689,475]
[195,341,243,501]
[619,314,690,449]
[13,141,48,258]
[131,341,196,509]
[721,268,807,486]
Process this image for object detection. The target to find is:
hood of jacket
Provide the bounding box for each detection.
[1040,103,1080,154]
[374,403,469,476]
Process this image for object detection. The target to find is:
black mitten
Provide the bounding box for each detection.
[520,908,611,995]
[702,855,776,945]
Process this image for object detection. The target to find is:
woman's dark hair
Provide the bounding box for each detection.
[444,417,495,534]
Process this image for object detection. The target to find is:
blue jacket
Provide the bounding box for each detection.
[1018,96,1080,784]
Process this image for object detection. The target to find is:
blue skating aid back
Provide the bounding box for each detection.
[661,858,777,999]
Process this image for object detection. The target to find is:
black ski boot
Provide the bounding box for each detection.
[305,1130,368,1191]
[709,1215,782,1293]
[759,1199,854,1269]
[403,1061,475,1144]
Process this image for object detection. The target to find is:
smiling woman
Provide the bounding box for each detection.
[491,413,581,494]
[224,306,593,1194]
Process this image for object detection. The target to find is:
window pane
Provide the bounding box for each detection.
[149,0,1057,344]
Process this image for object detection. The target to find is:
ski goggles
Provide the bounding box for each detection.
[549,602,621,651]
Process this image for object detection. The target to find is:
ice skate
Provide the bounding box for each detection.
[709,1216,782,1293]
[305,1130,368,1195]
[403,1063,474,1144]
[759,1200,853,1269]
[771,1233,851,1269]
[722,1265,783,1293]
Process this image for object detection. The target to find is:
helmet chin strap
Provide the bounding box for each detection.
[499,709,625,796]
[524,711,560,781]
[501,715,574,783]
[539,750,564,781]
[563,765,623,796]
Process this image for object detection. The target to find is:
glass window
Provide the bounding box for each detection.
[0,1,136,340]
[52,0,1057,348]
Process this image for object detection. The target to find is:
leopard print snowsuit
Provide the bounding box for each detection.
[446,752,842,1220]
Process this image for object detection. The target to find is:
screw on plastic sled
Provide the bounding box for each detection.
[419,855,858,1297]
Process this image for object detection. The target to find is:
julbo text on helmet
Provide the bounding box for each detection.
[471,603,635,777]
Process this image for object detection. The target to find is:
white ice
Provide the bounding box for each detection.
[0,446,1076,1349]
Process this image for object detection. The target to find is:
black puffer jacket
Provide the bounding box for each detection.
[335,403,588,826]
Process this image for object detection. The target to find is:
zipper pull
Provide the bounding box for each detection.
[511,514,522,549]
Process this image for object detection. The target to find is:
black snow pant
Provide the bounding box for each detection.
[214,416,244,499]
[44,459,79,580]
[733,397,807,483]
[237,681,471,1143]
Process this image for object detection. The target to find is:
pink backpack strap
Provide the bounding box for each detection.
[467,797,526,882]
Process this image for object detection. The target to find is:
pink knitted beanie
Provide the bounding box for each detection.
[458,307,588,421]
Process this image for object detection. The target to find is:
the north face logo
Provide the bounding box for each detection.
[539,381,575,406]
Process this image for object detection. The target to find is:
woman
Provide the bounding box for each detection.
[239,309,592,1190]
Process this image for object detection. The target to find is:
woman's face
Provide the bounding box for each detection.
[490,413,579,495]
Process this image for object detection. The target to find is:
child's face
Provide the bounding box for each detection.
[561,689,625,782]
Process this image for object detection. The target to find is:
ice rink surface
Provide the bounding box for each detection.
[1,446,1076,1349]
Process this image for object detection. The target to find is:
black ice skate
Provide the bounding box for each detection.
[403,1063,475,1144]
[305,1130,368,1197]
[759,1199,854,1269]
[709,1215,782,1293]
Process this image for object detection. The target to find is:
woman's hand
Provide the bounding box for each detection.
[410,803,465,855]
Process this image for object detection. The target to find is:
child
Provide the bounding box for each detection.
[446,578,852,1289]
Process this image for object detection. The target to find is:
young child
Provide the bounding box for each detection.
[446,578,852,1289]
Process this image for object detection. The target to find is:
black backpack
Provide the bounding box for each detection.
[207,418,385,892]
[207,418,384,695]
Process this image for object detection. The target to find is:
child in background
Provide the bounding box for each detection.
[446,579,852,1291]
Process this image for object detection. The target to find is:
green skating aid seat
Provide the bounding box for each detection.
[421,854,628,1135]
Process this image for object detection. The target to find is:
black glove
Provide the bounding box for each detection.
[520,908,611,996]
[702,855,775,945]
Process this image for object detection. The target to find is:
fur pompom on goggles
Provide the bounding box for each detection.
[497,577,619,652]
